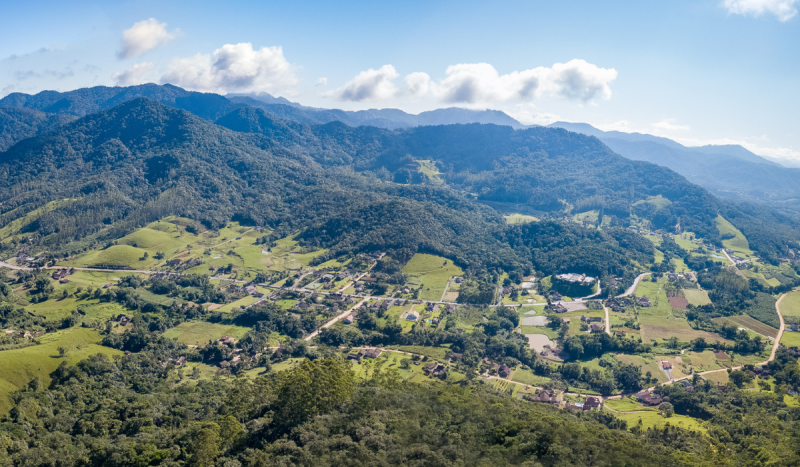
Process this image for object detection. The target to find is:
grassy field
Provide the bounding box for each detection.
[510,368,552,386]
[402,253,464,301]
[615,354,670,383]
[716,215,755,258]
[215,295,261,313]
[605,396,656,412]
[780,331,800,348]
[634,278,729,344]
[504,213,539,225]
[614,411,707,434]
[713,315,779,338]
[163,321,251,346]
[633,195,672,210]
[384,345,449,360]
[0,327,122,414]
[780,291,800,318]
[416,159,444,184]
[682,288,711,306]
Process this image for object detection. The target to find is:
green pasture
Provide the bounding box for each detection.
[163,321,251,346]
[402,253,463,301]
[716,215,755,258]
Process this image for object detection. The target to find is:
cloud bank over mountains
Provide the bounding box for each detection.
[327,60,618,105]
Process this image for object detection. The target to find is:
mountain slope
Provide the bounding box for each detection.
[0,107,76,151]
[547,122,800,205]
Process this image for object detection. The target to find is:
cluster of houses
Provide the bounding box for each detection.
[580,315,604,333]
[348,348,383,361]
[555,273,596,287]
[666,273,693,282]
[527,391,601,412]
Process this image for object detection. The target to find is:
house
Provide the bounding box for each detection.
[363,348,383,359]
[245,285,257,295]
[614,330,627,337]
[432,317,440,325]
[176,356,186,366]
[498,364,511,378]
[446,304,455,313]
[348,350,365,361]
[297,302,310,309]
[583,396,601,410]
[321,274,335,282]
[118,315,131,326]
[661,361,673,370]
[581,315,602,323]
[342,315,354,325]
[449,352,463,360]
[636,392,663,406]
[529,390,559,405]
[667,273,678,281]
[550,292,563,301]
[219,336,236,345]
[637,297,651,307]
[406,311,420,321]
[424,362,448,378]
[590,324,604,333]
[679,380,695,392]
[454,277,463,283]
[103,283,114,289]
[550,303,567,313]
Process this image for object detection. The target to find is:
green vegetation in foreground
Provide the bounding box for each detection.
[401,253,463,301]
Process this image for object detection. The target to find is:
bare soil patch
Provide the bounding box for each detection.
[713,350,729,360]
[668,296,689,310]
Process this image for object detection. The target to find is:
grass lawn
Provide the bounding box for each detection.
[384,345,449,360]
[780,332,800,348]
[605,396,656,412]
[510,368,551,386]
[519,326,560,339]
[716,215,755,258]
[615,354,670,383]
[780,291,800,318]
[402,253,464,301]
[702,371,729,385]
[163,321,250,346]
[0,327,122,414]
[216,295,261,313]
[683,289,712,306]
[672,235,700,252]
[614,411,707,434]
[635,278,730,344]
[504,213,539,225]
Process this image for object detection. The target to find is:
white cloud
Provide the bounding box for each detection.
[652,119,690,132]
[118,18,178,59]
[327,65,399,101]
[112,62,155,86]
[331,59,617,104]
[722,0,799,21]
[161,43,298,95]
[316,77,327,86]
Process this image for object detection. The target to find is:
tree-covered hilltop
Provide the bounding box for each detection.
[0,107,76,152]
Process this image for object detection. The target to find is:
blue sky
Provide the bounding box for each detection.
[2,0,799,160]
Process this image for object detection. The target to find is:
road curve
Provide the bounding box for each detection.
[617,273,651,298]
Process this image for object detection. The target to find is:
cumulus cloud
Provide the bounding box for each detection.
[327,65,399,101]
[118,18,178,59]
[316,77,327,86]
[331,60,616,104]
[160,42,298,94]
[112,62,155,86]
[722,0,799,21]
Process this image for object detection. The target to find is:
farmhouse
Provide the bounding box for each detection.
[550,303,567,313]
[529,390,559,405]
[583,397,601,410]
[581,315,602,323]
[424,362,447,378]
[637,297,651,307]
[661,361,673,370]
[636,392,663,406]
[590,324,604,333]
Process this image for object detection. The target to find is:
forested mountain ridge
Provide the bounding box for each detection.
[0,107,76,152]
[548,121,800,208]
[218,106,722,240]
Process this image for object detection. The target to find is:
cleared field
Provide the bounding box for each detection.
[716,215,755,258]
[510,368,551,386]
[779,291,800,318]
[633,195,672,210]
[504,213,539,225]
[163,321,250,346]
[605,397,656,412]
[701,371,729,385]
[385,345,449,360]
[402,253,464,301]
[615,354,671,383]
[0,327,122,414]
[713,315,778,338]
[780,332,800,348]
[215,295,261,313]
[614,411,706,434]
[635,278,729,344]
[682,289,711,306]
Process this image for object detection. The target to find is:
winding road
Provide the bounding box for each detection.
[617,273,651,297]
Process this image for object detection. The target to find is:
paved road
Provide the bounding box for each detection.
[603,305,611,335]
[722,249,747,278]
[617,273,651,297]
